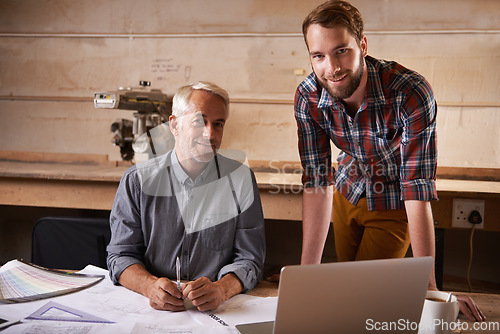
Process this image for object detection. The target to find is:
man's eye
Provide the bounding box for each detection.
[336,49,348,55]
[193,118,205,126]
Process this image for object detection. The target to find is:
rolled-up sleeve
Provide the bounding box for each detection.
[399,79,438,202]
[107,168,145,284]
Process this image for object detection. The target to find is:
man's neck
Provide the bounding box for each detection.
[183,162,207,181]
[174,150,210,181]
[342,62,368,118]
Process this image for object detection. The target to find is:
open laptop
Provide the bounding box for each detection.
[236,257,433,334]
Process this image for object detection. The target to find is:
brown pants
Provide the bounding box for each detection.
[332,190,411,262]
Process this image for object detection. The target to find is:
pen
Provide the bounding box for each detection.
[176,256,181,292]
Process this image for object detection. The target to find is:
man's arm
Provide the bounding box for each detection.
[405,200,486,322]
[118,263,184,311]
[182,273,243,312]
[404,200,437,290]
[301,185,334,264]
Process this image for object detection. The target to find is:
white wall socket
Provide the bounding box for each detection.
[451,199,485,229]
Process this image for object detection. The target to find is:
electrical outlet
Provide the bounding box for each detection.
[451,199,485,229]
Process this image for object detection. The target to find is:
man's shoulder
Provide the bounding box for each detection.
[295,73,326,113]
[367,56,430,93]
[216,152,253,178]
[131,151,167,170]
[120,152,171,184]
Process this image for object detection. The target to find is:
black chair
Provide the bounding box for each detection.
[31,216,111,270]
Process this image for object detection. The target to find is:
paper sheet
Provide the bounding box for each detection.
[190,294,277,328]
[14,323,95,334]
[130,323,238,334]
[0,264,278,334]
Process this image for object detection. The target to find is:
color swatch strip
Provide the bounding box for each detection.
[0,260,103,302]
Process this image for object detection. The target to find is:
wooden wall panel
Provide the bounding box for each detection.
[0,0,499,167]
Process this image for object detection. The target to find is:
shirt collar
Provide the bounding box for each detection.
[170,150,218,186]
[365,56,386,106]
[317,84,341,110]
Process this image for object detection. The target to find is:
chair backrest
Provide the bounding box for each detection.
[31,216,111,270]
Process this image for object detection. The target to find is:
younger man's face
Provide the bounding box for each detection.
[306,24,367,100]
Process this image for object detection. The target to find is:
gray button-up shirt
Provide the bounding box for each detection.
[107,151,266,292]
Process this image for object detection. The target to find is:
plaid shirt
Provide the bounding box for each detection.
[295,56,438,210]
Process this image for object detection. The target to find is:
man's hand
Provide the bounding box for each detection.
[147,277,184,311]
[182,274,243,312]
[182,277,225,312]
[118,264,184,312]
[456,295,486,322]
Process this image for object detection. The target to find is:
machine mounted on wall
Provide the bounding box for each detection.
[93,81,172,161]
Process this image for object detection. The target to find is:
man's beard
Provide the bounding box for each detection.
[177,135,216,165]
[193,144,217,163]
[318,54,364,101]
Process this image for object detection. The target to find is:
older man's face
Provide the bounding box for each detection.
[173,90,228,164]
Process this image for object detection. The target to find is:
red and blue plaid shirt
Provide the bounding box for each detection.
[295,56,438,211]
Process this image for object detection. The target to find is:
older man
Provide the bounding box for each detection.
[107,81,265,312]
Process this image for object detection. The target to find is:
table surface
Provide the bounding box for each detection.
[2,158,500,232]
[454,292,500,333]
[1,159,500,194]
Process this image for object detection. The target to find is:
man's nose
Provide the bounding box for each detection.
[327,57,341,75]
[203,123,215,140]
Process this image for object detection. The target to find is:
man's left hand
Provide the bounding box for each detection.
[456,295,486,322]
[182,277,225,312]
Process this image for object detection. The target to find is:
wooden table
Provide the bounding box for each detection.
[1,157,500,231]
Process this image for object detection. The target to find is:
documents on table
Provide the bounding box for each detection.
[0,264,277,333]
[131,323,236,333]
[192,293,277,328]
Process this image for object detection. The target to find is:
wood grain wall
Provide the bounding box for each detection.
[0,0,499,167]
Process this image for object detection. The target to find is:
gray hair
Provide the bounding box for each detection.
[172,81,230,117]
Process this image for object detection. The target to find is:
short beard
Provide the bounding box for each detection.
[318,53,364,100]
[193,148,216,163]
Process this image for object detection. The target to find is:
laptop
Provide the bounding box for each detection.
[236,257,433,334]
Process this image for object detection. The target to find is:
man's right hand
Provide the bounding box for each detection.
[118,264,185,312]
[147,277,185,311]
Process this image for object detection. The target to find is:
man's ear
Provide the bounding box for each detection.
[169,115,178,136]
[361,35,368,57]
